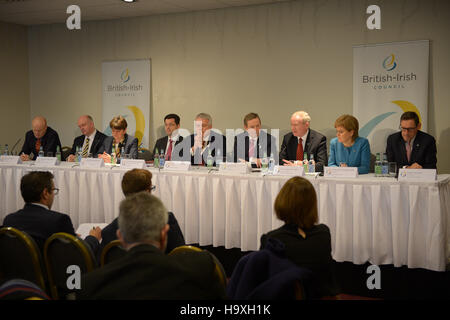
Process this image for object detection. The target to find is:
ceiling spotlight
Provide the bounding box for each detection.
[122,0,137,3]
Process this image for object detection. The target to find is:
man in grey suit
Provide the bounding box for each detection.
[279,111,328,172]
[98,116,138,162]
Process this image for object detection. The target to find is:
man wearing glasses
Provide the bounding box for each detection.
[2,171,102,252]
[386,111,437,170]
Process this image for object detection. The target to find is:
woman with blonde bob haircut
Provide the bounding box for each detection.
[260,177,337,297]
[328,114,371,174]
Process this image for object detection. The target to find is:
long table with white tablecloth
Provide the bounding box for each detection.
[0,162,449,271]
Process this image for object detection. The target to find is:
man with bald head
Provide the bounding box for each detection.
[67,115,106,162]
[279,111,328,172]
[20,116,63,161]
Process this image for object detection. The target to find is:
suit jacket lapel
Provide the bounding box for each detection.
[398,134,409,164]
[410,131,422,164]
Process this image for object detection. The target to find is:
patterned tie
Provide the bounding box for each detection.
[166,139,173,161]
[248,139,255,159]
[35,138,41,155]
[296,138,304,161]
[82,137,90,157]
[406,141,412,162]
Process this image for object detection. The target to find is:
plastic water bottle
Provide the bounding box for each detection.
[215,149,223,167]
[154,148,159,168]
[261,152,268,172]
[381,153,389,177]
[308,154,315,173]
[268,153,275,173]
[159,149,165,168]
[374,153,382,177]
[303,152,308,172]
[111,145,116,164]
[77,146,82,163]
[56,145,61,161]
[3,144,8,155]
[206,150,214,168]
[38,146,44,158]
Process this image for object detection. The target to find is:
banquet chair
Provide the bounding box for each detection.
[169,245,227,289]
[61,146,72,160]
[100,240,126,267]
[0,278,50,300]
[44,233,96,300]
[0,227,47,292]
[138,148,153,161]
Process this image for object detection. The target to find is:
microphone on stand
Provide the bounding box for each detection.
[10,138,22,155]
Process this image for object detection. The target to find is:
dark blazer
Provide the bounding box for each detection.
[70,131,107,156]
[233,131,278,165]
[20,127,63,160]
[100,211,185,256]
[2,203,99,255]
[97,134,138,159]
[184,131,226,166]
[279,129,328,172]
[152,135,184,160]
[77,244,226,300]
[386,130,437,169]
[260,223,337,297]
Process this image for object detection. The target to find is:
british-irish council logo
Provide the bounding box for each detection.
[382,54,397,71]
[121,68,130,83]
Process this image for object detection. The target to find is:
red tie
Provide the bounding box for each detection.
[35,138,41,154]
[166,139,173,161]
[296,138,303,161]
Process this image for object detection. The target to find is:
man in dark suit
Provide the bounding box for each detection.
[78,192,226,300]
[386,111,437,170]
[279,111,328,172]
[183,113,226,166]
[67,115,106,162]
[100,168,185,257]
[19,116,63,161]
[233,112,278,167]
[152,113,184,160]
[2,171,101,253]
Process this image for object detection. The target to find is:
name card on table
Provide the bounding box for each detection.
[80,158,105,168]
[164,161,191,171]
[219,162,250,174]
[398,168,437,182]
[324,166,358,178]
[120,159,146,169]
[273,165,304,176]
[0,155,21,164]
[34,157,58,167]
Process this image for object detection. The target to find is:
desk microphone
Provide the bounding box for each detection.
[10,138,21,155]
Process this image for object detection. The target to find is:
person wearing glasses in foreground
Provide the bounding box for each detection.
[328,114,371,174]
[386,111,437,170]
[1,171,101,252]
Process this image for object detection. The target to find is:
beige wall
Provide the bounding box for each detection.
[0,21,30,151]
[27,0,450,172]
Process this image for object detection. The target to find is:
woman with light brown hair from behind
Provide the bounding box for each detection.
[260,176,337,298]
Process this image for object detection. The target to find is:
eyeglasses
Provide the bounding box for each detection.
[52,188,60,195]
[399,126,417,132]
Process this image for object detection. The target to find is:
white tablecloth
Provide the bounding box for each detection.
[0,162,449,271]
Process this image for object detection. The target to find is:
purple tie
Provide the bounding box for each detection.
[406,141,412,162]
[249,139,255,159]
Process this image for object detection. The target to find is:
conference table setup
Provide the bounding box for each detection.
[0,160,449,272]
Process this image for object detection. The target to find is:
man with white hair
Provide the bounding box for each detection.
[279,111,328,172]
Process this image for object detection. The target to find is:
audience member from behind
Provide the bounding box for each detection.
[19,116,63,161]
[2,171,101,253]
[78,192,226,300]
[328,114,371,174]
[386,111,437,170]
[260,177,337,297]
[100,168,185,254]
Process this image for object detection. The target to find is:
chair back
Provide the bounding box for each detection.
[0,279,50,300]
[0,227,47,291]
[138,148,153,161]
[43,233,96,299]
[100,240,126,266]
[61,146,71,160]
[169,245,227,289]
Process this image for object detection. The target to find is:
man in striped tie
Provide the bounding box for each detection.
[67,115,107,162]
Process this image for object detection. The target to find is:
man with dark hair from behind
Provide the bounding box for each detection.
[2,171,101,252]
[100,168,185,254]
[386,111,437,170]
[78,192,226,300]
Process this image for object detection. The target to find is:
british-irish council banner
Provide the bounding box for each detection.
[353,40,429,155]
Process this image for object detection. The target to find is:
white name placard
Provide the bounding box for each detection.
[273,165,305,176]
[398,168,437,182]
[120,159,146,169]
[219,162,250,174]
[324,166,358,178]
[34,157,58,167]
[0,155,21,164]
[164,161,191,171]
[80,158,105,168]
